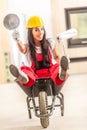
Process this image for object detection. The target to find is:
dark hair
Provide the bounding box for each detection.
[27,28,52,70]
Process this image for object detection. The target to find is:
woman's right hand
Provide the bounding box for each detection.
[12,30,20,42]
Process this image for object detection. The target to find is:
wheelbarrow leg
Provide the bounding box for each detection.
[26,96,32,119]
[57,92,64,116]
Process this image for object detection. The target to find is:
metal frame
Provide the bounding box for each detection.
[16,78,64,119]
[26,84,64,119]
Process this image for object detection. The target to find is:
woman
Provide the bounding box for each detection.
[9,15,68,87]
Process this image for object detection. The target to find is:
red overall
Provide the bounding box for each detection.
[20,53,68,87]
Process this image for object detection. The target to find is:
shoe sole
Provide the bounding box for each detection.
[9,64,27,83]
[60,56,68,71]
[60,56,68,80]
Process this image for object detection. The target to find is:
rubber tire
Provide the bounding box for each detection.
[38,91,49,128]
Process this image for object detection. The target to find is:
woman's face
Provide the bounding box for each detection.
[32,27,44,43]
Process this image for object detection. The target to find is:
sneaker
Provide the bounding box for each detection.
[9,64,28,83]
[59,56,68,80]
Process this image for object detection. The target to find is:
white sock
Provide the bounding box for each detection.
[19,70,29,83]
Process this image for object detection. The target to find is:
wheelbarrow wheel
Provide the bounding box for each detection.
[38,91,49,128]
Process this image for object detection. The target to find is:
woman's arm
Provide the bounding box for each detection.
[12,31,28,54]
[52,47,60,63]
[48,38,60,63]
[17,40,28,54]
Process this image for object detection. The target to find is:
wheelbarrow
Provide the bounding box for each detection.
[16,77,64,128]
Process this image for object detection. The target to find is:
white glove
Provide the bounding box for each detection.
[12,30,20,42]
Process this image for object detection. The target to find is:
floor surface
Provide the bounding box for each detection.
[0,73,87,130]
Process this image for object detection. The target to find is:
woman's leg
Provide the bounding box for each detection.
[59,56,69,80]
[50,56,69,86]
[9,64,37,87]
[9,64,28,83]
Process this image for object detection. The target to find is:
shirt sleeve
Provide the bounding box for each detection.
[47,38,56,50]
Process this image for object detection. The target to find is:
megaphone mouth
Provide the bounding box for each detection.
[3,13,20,30]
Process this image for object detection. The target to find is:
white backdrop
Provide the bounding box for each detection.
[8,0,52,37]
[7,0,52,67]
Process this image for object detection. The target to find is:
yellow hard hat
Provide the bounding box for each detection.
[26,16,44,29]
